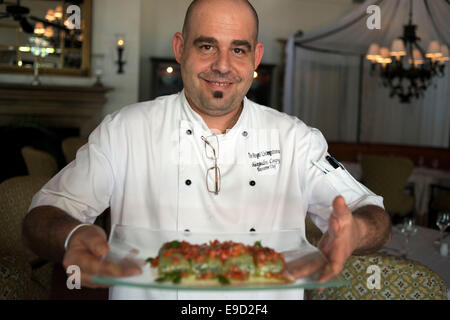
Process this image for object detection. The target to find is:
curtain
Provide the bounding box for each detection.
[285,45,361,142]
[361,63,450,147]
[283,0,450,148]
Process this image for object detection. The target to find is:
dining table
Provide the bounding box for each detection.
[379,225,450,299]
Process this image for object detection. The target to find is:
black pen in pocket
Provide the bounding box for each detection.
[312,161,329,174]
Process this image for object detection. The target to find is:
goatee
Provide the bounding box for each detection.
[213,91,223,99]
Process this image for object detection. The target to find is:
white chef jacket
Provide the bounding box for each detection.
[29,90,384,300]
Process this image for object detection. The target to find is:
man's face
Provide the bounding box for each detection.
[173,0,264,117]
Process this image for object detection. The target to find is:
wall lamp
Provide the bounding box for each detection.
[115,34,126,74]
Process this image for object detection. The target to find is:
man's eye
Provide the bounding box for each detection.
[201,45,213,51]
[233,48,245,55]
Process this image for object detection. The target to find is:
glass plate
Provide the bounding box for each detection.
[92,224,349,290]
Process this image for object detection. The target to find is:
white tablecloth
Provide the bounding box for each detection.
[379,226,450,298]
[341,162,450,217]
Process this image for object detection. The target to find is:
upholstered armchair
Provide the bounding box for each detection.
[21,147,58,178]
[0,176,54,300]
[360,154,415,223]
[304,216,447,300]
[305,253,447,300]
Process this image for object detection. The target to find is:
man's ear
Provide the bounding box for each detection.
[253,42,264,70]
[173,32,184,64]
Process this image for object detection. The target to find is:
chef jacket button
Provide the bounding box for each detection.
[242,131,248,137]
[250,228,256,232]
[249,180,256,186]
[185,179,192,186]
[184,229,190,232]
[186,129,192,135]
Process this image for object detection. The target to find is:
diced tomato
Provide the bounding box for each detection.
[208,250,217,259]
[220,251,230,260]
[257,252,266,261]
[172,257,180,264]
[228,269,249,281]
[196,255,206,263]
[272,273,283,279]
[164,249,173,258]
[209,239,219,246]
[151,257,159,267]
[197,272,214,279]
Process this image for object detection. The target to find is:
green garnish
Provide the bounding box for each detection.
[155,275,168,282]
[254,241,262,248]
[168,240,182,248]
[156,272,182,284]
[146,257,155,263]
[173,273,182,284]
[217,275,230,285]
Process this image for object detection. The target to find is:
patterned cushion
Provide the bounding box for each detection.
[0,256,31,300]
[306,253,447,300]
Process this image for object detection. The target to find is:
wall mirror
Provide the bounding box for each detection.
[0,0,92,76]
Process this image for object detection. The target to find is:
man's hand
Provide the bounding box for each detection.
[285,196,361,282]
[316,196,361,283]
[62,224,142,288]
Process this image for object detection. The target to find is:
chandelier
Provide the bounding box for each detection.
[366,0,449,103]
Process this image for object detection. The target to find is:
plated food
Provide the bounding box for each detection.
[146,239,293,285]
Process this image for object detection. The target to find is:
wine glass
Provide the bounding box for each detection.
[436,212,450,244]
[399,217,417,258]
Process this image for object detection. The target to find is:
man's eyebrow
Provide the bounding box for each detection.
[231,40,252,51]
[193,37,253,51]
[193,37,218,46]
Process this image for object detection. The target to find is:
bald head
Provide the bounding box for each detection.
[182,0,259,43]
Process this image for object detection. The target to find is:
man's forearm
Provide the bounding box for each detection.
[22,206,83,262]
[352,205,392,255]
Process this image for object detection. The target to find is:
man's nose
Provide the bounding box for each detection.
[211,50,232,75]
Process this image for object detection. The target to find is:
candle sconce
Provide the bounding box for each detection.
[92,53,105,87]
[115,34,126,74]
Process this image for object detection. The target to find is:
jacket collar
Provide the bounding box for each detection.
[179,89,249,139]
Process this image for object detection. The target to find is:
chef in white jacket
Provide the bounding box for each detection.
[23,0,391,300]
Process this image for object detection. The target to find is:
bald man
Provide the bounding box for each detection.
[24,0,391,300]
